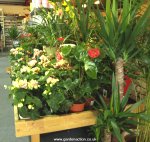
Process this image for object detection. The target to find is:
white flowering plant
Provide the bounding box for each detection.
[8,47,74,119]
[6,0,113,119]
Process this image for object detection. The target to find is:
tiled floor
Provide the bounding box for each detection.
[0,56,30,142]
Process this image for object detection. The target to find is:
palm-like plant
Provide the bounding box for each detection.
[93,74,149,142]
[8,25,19,40]
[94,0,150,99]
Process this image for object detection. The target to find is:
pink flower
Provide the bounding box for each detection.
[88,48,100,58]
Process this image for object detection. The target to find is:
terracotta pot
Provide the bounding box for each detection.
[70,103,85,112]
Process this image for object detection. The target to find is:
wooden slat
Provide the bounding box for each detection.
[31,134,40,142]
[15,110,97,137]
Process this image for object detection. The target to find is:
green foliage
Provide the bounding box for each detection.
[73,0,93,42]
[93,74,150,142]
[94,0,150,62]
[84,61,98,79]
[8,25,19,40]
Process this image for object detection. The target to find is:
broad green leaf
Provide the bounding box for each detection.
[61,45,72,56]
[84,61,98,79]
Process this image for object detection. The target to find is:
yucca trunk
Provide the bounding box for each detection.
[115,58,124,100]
[104,129,111,142]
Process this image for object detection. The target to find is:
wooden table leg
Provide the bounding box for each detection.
[31,134,40,142]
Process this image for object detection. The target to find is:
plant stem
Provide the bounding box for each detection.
[115,58,124,100]
[103,129,111,142]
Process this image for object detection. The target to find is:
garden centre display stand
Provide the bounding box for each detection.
[14,106,97,142]
[14,104,145,142]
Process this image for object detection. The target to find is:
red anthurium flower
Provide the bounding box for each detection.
[56,51,63,61]
[57,37,64,42]
[88,48,100,58]
[124,75,132,95]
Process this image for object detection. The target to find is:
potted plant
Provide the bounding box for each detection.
[93,0,150,100]
[8,25,20,47]
[58,43,101,112]
[92,74,149,142]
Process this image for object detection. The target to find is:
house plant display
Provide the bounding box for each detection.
[6,0,150,141]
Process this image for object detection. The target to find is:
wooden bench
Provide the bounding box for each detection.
[14,106,97,142]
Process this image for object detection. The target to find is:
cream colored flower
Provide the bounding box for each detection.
[31,67,40,74]
[13,79,28,89]
[40,55,48,62]
[10,48,19,55]
[28,60,37,67]
[46,77,59,85]
[21,66,31,73]
[43,90,48,94]
[33,48,42,58]
[54,59,68,68]
[94,0,100,5]
[28,79,40,90]
[18,103,23,108]
[18,79,28,89]
[43,61,50,67]
[82,4,87,8]
[12,80,20,88]
[28,104,34,110]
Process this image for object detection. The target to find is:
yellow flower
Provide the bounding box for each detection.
[65,6,70,12]
[69,11,75,18]
[62,1,67,6]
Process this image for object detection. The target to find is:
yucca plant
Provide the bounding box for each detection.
[93,74,149,142]
[8,25,19,40]
[94,0,150,99]
[73,0,93,43]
